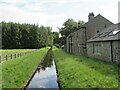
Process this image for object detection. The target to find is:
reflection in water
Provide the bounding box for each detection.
[38,49,53,71]
[27,49,59,89]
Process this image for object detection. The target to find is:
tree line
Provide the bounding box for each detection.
[1,18,85,49]
[1,22,53,49]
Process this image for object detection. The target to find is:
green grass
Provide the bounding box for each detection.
[53,47,119,88]
[0,63,2,89]
[2,49,36,60]
[2,47,49,88]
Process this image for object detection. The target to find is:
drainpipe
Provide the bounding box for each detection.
[83,27,87,56]
[110,41,113,62]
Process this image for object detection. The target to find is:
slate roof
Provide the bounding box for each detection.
[87,24,120,42]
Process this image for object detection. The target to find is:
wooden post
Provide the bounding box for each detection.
[0,56,1,63]
[15,54,16,58]
[18,53,19,57]
[6,55,7,61]
[11,54,12,59]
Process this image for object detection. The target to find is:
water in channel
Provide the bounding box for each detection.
[26,49,59,89]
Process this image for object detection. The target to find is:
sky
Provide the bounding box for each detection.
[0,0,119,32]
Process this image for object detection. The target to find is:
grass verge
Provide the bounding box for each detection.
[53,47,119,88]
[0,63,1,89]
[2,47,49,88]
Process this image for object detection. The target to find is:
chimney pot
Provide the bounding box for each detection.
[88,12,94,21]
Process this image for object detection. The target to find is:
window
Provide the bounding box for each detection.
[97,30,99,33]
[93,43,101,54]
[98,32,110,38]
[113,30,120,34]
[108,29,120,36]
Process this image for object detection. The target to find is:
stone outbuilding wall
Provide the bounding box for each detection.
[87,24,120,64]
[87,41,120,64]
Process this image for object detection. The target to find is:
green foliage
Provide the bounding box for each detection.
[58,19,85,45]
[2,22,53,49]
[52,32,59,45]
[0,64,1,89]
[53,47,119,88]
[59,19,77,37]
[2,47,49,88]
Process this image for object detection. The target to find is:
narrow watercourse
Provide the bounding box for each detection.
[24,48,60,90]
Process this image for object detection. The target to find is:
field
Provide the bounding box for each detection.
[2,49,37,61]
[2,47,49,88]
[53,47,119,88]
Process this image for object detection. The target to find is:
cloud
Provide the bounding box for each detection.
[1,0,23,3]
[21,3,46,13]
[56,0,69,4]
[0,2,64,29]
[0,0,119,32]
[0,0,27,6]
[47,21,63,32]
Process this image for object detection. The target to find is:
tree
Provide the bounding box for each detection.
[59,19,78,37]
[52,32,59,45]
[58,19,85,46]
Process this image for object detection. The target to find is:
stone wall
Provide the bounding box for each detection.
[87,41,120,64]
[112,41,120,64]
[66,28,86,56]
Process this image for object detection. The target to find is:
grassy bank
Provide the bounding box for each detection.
[2,47,49,88]
[53,47,119,88]
[0,64,1,89]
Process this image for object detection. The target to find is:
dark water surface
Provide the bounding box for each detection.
[26,50,59,89]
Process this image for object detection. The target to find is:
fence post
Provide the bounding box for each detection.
[6,55,7,61]
[18,53,19,57]
[15,54,16,58]
[11,54,12,59]
[0,56,1,63]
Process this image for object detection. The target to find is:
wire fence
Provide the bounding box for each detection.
[0,50,38,63]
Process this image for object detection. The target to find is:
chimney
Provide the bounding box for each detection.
[88,12,94,21]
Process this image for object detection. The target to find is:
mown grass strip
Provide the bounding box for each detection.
[53,47,119,88]
[0,63,2,89]
[2,47,49,88]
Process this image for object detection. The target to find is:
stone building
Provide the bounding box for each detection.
[87,24,120,64]
[66,13,114,56]
[66,12,120,64]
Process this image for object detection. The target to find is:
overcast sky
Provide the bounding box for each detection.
[0,0,119,32]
